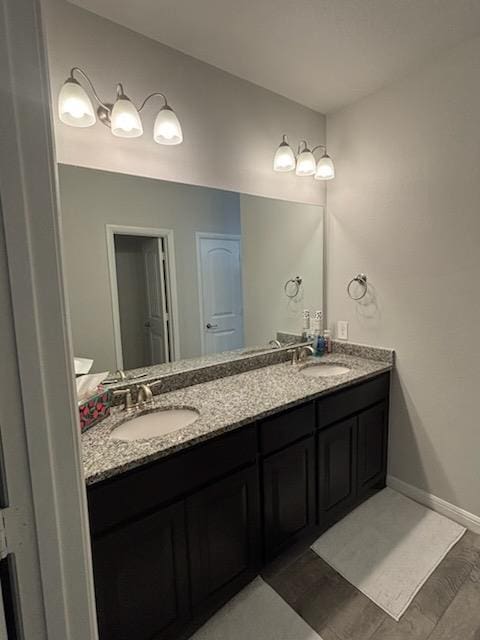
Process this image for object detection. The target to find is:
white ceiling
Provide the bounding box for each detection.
[69,0,480,113]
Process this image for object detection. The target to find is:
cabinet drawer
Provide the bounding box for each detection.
[259,402,315,455]
[88,425,257,535]
[317,373,389,429]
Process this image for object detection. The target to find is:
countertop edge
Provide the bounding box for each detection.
[85,362,392,487]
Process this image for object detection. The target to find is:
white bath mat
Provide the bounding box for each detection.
[190,576,322,640]
[311,487,465,621]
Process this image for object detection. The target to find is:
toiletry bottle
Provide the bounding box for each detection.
[313,311,326,356]
[302,309,310,341]
[323,329,332,354]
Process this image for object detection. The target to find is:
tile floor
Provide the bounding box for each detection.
[262,531,480,640]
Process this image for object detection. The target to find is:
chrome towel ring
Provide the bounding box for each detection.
[347,273,368,300]
[284,276,302,298]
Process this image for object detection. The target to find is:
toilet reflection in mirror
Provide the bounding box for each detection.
[57,165,324,374]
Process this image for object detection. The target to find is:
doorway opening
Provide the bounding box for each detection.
[106,225,180,370]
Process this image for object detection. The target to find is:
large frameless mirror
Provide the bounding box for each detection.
[57,164,324,375]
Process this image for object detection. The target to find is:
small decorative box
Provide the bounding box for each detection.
[79,389,112,432]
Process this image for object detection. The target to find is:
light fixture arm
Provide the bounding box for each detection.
[311,143,327,156]
[138,92,169,112]
[69,67,111,112]
[59,66,183,144]
[297,139,309,154]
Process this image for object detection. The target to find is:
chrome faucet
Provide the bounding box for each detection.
[290,345,315,365]
[113,381,162,411]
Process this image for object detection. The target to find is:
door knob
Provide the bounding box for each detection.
[206,323,218,329]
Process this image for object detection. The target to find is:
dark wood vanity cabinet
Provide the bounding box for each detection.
[318,416,358,527]
[317,375,390,529]
[187,465,260,614]
[92,502,190,640]
[87,372,390,640]
[357,401,389,498]
[260,402,316,560]
[263,437,316,560]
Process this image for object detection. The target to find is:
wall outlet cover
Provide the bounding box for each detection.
[336,320,349,341]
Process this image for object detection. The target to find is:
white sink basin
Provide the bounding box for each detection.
[110,407,200,441]
[300,363,351,378]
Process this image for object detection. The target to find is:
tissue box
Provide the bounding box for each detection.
[79,389,112,432]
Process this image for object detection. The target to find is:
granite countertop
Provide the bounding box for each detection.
[104,341,299,389]
[83,351,393,486]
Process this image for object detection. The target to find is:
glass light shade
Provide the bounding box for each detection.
[295,149,316,176]
[111,98,143,138]
[315,154,335,180]
[273,141,296,172]
[58,79,96,127]
[153,106,183,145]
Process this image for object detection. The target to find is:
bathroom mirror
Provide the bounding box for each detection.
[58,165,324,373]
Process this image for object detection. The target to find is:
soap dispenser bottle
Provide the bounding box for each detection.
[301,309,311,341]
[313,311,326,356]
[323,328,332,354]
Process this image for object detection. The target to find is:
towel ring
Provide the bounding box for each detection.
[284,276,302,298]
[347,273,368,300]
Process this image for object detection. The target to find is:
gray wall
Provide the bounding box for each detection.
[42,0,326,206]
[58,165,240,371]
[327,35,480,518]
[241,195,324,345]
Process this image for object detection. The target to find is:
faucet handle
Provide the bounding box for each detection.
[137,384,154,404]
[112,388,134,411]
[288,347,299,365]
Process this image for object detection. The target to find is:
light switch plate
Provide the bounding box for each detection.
[336,320,349,341]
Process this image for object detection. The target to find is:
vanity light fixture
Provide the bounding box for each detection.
[58,67,183,145]
[314,150,335,180]
[273,135,335,180]
[273,135,296,172]
[295,141,316,176]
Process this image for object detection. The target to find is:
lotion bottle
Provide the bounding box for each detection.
[313,311,326,356]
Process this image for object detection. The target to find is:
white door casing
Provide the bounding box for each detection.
[1,0,100,637]
[142,237,169,365]
[196,233,244,355]
[106,225,181,369]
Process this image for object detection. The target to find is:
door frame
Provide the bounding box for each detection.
[195,232,242,356]
[0,0,99,637]
[106,224,181,369]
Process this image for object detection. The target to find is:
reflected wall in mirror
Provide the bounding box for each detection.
[58,165,324,373]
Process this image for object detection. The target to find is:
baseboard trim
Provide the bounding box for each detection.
[387,475,480,534]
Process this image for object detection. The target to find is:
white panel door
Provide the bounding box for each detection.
[142,238,169,364]
[198,236,244,354]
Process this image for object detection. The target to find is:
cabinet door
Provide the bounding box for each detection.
[318,417,357,527]
[92,501,190,640]
[187,465,260,613]
[357,401,388,497]
[263,436,316,560]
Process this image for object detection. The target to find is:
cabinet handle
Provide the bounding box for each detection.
[206,323,218,329]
